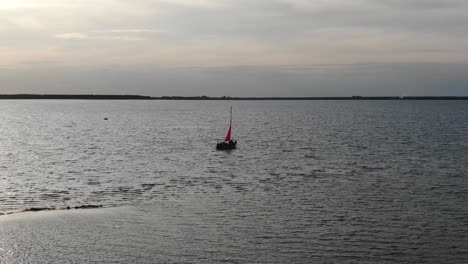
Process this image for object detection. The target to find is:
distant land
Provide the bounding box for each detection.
[0,94,467,100]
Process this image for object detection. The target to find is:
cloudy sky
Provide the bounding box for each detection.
[1,0,467,96]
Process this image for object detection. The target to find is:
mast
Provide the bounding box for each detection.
[230,106,232,127]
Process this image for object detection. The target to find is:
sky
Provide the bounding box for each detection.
[1,0,468,96]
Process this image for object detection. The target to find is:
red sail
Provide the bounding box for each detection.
[225,124,231,141]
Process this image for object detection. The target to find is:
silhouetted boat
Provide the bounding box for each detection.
[216,107,237,150]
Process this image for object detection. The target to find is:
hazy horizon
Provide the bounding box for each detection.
[2,0,468,96]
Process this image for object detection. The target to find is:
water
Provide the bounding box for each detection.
[0,100,467,263]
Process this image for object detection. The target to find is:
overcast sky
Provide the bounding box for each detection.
[1,0,467,96]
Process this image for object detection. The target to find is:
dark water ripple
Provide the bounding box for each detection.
[0,100,467,263]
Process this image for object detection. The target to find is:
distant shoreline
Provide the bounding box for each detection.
[0,94,467,100]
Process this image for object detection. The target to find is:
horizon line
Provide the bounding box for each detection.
[0,94,467,100]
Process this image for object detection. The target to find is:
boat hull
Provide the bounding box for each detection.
[216,140,237,150]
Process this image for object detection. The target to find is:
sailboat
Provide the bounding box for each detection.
[216,106,237,150]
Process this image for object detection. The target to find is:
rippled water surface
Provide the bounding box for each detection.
[0,100,467,263]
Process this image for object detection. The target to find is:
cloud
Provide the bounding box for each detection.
[55,33,87,39]
[2,0,468,68]
[102,29,162,33]
[0,47,59,69]
[9,16,45,29]
[373,0,466,10]
[55,32,146,41]
[162,0,225,8]
[1,0,467,96]
[97,36,145,41]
